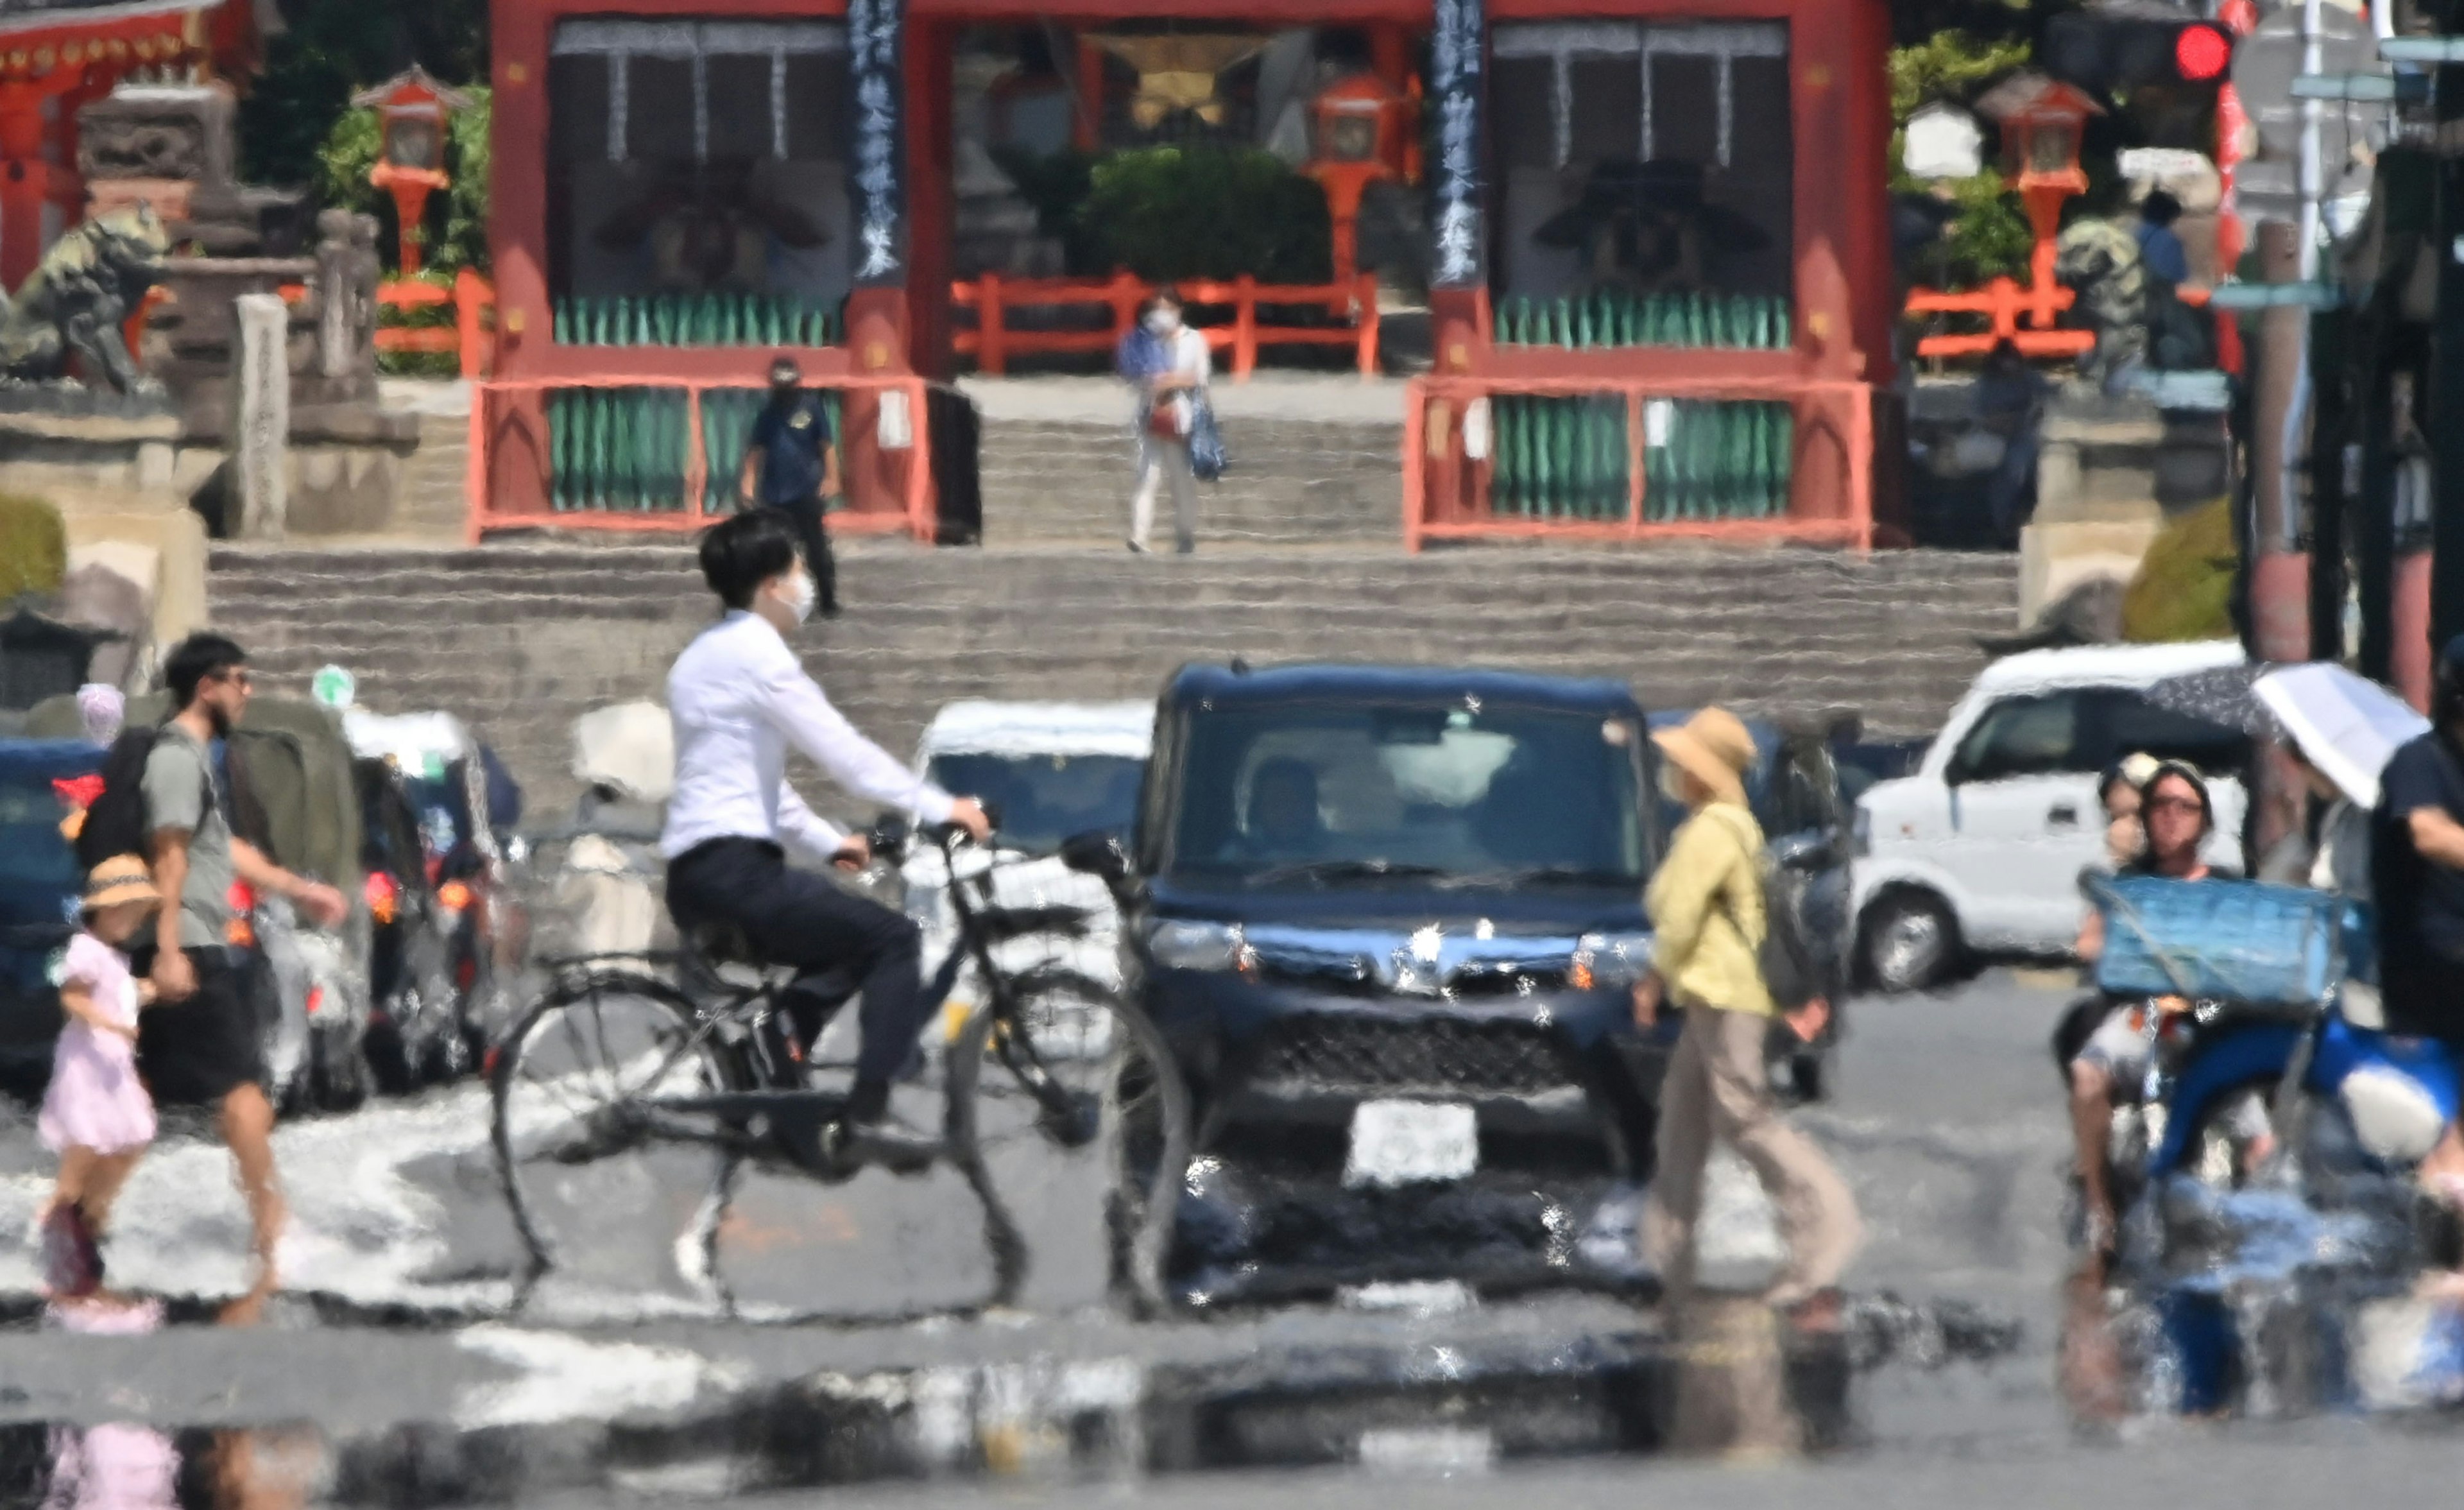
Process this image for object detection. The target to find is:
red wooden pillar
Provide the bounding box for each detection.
[1371,23,1410,92]
[1074,33,1105,151]
[0,82,54,291]
[484,0,553,517]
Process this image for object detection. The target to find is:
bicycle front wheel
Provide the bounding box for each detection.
[492,970,748,1310]
[946,971,1190,1314]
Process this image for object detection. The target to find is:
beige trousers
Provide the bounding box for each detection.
[1130,436,1197,552]
[1645,1004,1861,1307]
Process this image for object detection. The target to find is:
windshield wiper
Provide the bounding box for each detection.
[1244,859,1453,889]
[1444,864,1641,889]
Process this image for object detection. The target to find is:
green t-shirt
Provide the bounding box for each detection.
[143,725,236,950]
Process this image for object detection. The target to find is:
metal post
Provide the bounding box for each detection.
[2437,34,2464,653]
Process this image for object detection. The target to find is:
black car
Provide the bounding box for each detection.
[0,739,101,1094]
[1107,664,1670,1303]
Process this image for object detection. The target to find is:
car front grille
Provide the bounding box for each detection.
[1243,1013,1582,1098]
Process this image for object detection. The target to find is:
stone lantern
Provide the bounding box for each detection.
[352,65,474,278]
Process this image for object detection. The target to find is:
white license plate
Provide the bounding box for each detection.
[1344,1099,1479,1188]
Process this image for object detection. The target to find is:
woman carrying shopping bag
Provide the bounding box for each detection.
[1116,287,1215,554]
[1634,708,1862,1330]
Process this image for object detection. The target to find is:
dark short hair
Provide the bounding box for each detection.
[163,632,246,710]
[768,354,801,385]
[2141,189,2183,226]
[698,509,803,610]
[1140,286,1183,320]
[2141,760,2214,834]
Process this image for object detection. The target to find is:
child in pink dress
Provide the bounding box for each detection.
[37,855,160,1301]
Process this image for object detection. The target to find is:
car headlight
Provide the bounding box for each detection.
[1573,932,1654,990]
[1148,919,1249,972]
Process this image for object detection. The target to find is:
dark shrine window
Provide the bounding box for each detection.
[1489,22,1793,348]
[547,19,851,343]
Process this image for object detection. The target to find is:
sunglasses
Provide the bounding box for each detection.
[2146,794,2204,816]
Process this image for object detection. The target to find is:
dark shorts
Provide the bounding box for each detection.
[130,946,266,1106]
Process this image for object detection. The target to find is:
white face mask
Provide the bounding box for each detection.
[1145,311,1177,336]
[775,569,817,624]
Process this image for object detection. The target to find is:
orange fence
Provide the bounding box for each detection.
[952,270,1380,379]
[1903,277,2094,361]
[377,269,495,378]
[466,373,934,544]
[1403,372,1878,553]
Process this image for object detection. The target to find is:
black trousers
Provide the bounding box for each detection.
[763,495,839,615]
[666,837,926,1088]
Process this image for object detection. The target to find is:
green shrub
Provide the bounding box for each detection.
[0,492,65,601]
[1890,29,2035,289]
[1079,148,1332,284]
[2123,498,2237,643]
[314,85,493,275]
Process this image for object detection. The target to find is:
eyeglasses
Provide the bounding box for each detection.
[2146,795,2203,816]
[218,669,254,691]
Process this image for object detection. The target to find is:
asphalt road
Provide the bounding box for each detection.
[12,965,2438,1506]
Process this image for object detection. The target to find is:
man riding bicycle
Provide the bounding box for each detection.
[661,511,992,1169]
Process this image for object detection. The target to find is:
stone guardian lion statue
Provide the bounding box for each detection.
[0,204,169,395]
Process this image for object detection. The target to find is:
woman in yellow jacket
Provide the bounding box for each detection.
[1635,708,1861,1328]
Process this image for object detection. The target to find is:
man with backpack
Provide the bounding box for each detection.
[83,633,346,1310]
[1633,707,1861,1332]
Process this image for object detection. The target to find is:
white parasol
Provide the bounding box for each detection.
[2252,663,2430,809]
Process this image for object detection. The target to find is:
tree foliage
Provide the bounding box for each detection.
[0,493,65,603]
[1892,28,2037,288]
[1079,148,1332,284]
[237,0,489,188]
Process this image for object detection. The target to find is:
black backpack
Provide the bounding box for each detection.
[73,724,213,875]
[1706,805,1822,1010]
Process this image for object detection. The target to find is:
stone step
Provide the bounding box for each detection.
[207,541,2016,814]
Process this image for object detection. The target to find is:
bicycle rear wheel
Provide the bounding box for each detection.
[492,970,748,1310]
[945,970,1191,1313]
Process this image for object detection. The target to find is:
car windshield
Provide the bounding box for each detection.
[1164,699,1646,889]
[926,751,1145,856]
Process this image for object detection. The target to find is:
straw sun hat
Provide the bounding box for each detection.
[81,855,160,914]
[1652,707,1756,806]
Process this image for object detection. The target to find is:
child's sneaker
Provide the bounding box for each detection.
[37,1201,102,1299]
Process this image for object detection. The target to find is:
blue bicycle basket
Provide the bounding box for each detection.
[2087,875,2352,1007]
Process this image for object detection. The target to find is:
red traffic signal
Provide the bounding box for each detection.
[2175,23,2232,82]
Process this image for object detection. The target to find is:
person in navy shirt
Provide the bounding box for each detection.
[2377,637,2464,1042]
[739,354,841,617]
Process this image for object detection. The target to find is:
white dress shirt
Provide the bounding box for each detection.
[660,611,955,861]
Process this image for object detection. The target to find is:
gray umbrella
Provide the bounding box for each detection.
[2143,662,2275,736]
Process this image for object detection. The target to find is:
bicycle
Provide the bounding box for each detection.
[488,815,1192,1316]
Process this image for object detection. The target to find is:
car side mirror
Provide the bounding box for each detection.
[1771,833,1836,873]
[1060,828,1131,882]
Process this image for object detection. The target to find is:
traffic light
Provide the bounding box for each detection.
[2043,8,2237,98]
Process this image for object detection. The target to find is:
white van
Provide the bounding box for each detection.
[1852,641,2251,991]
[902,701,1152,1002]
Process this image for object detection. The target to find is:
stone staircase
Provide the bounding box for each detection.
[977,416,1401,544]
[385,411,472,542]
[207,541,2017,819]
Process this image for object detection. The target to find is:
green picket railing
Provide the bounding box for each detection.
[1489,394,1793,522]
[554,293,839,348]
[1495,291,1791,352]
[546,387,693,511]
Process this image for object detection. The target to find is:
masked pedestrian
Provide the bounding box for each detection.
[1117,287,1210,554]
[740,354,841,617]
[1635,708,1861,1330]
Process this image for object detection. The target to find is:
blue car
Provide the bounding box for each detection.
[1112,664,1667,1301]
[0,739,102,1093]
